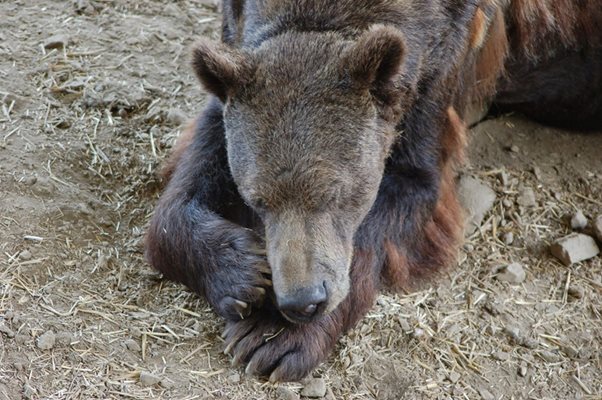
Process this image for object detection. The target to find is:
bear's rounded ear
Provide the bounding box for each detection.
[341,25,405,94]
[192,40,255,101]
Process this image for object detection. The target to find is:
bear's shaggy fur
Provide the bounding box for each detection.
[146,0,601,381]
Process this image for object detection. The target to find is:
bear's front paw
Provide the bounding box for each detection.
[208,232,273,321]
[222,311,337,382]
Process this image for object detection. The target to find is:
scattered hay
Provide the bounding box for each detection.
[0,1,600,399]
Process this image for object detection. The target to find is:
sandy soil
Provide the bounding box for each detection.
[1,1,601,399]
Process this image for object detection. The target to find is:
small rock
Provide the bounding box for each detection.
[0,322,15,338]
[276,387,300,400]
[139,371,161,387]
[503,325,524,344]
[448,371,461,383]
[538,350,560,363]
[19,250,32,261]
[457,176,497,234]
[518,363,527,377]
[594,215,602,242]
[570,210,588,230]
[43,34,69,50]
[15,334,29,345]
[496,262,526,284]
[550,233,600,266]
[509,144,519,153]
[124,338,141,352]
[36,330,55,350]
[492,351,510,361]
[74,0,95,14]
[301,378,327,398]
[166,108,187,126]
[226,372,241,384]
[532,166,543,181]
[567,286,584,299]
[517,187,536,207]
[23,176,37,186]
[502,232,514,245]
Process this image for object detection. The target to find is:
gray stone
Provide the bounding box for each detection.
[496,262,526,284]
[539,350,560,363]
[36,330,55,350]
[43,34,69,50]
[464,102,489,126]
[492,351,510,361]
[139,371,161,387]
[448,371,461,383]
[503,232,514,245]
[226,372,241,384]
[166,108,187,126]
[567,286,584,299]
[550,233,600,266]
[457,176,496,235]
[277,387,300,400]
[74,0,95,14]
[517,187,537,207]
[19,250,32,261]
[301,378,327,398]
[570,210,587,230]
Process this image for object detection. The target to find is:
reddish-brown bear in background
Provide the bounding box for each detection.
[145,0,602,381]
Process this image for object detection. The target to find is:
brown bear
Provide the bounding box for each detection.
[145,0,602,382]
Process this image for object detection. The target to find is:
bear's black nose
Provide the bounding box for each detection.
[277,283,327,323]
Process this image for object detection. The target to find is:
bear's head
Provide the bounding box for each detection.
[193,26,410,323]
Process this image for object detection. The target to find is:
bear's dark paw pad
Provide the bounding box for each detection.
[222,316,329,382]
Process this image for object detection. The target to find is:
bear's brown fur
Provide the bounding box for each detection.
[146,0,602,381]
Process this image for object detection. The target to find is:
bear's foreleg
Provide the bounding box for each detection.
[145,98,271,321]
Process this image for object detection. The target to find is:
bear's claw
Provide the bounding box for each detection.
[222,314,333,382]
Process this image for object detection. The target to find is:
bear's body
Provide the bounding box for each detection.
[146,0,602,381]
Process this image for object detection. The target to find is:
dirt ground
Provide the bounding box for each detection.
[1,1,601,399]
